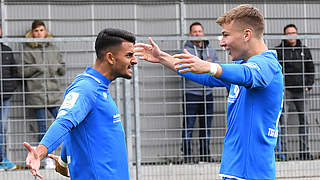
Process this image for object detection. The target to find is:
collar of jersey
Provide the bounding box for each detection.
[234,50,277,65]
[84,67,111,86]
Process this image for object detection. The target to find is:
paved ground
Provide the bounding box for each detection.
[1,160,319,180]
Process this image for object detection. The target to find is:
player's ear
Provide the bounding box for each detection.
[243,28,252,42]
[105,52,115,65]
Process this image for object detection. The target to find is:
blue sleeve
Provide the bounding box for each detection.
[178,71,231,90]
[39,118,73,153]
[40,79,97,153]
[219,56,280,89]
[58,80,97,127]
[61,143,67,163]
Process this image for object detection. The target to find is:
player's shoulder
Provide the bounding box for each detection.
[67,74,100,94]
[249,50,279,65]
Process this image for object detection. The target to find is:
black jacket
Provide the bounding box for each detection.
[0,43,18,100]
[275,39,315,92]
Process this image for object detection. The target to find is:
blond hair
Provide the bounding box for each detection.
[216,4,264,39]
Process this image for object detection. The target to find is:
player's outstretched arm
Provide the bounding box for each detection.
[48,154,70,177]
[134,37,176,71]
[24,142,48,179]
[173,49,222,77]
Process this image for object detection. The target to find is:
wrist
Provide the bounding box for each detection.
[159,51,170,62]
[37,144,49,160]
[58,156,68,168]
[208,63,218,76]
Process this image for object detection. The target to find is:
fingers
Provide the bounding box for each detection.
[134,43,152,49]
[30,166,43,179]
[177,68,191,74]
[148,37,157,48]
[134,52,144,57]
[173,53,194,60]
[183,49,192,55]
[173,58,194,66]
[48,154,59,162]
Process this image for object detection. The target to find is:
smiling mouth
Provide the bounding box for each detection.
[128,66,133,72]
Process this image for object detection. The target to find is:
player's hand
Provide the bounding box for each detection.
[24,142,43,179]
[173,49,211,74]
[48,154,70,177]
[134,37,163,63]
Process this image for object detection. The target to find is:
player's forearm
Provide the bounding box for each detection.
[159,52,177,72]
[36,145,49,160]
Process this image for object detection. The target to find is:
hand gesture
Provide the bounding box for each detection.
[24,142,43,179]
[134,37,162,63]
[48,154,70,177]
[173,49,211,74]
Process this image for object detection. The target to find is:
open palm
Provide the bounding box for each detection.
[24,142,43,179]
[135,37,162,63]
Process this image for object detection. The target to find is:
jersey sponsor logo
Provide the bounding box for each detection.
[56,110,67,118]
[61,92,79,109]
[268,128,278,138]
[113,114,121,123]
[228,85,239,103]
[242,62,260,71]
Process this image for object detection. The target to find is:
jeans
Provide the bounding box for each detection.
[276,90,309,159]
[0,99,10,161]
[182,93,213,158]
[35,107,59,142]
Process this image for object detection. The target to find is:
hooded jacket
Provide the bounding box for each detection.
[0,43,18,101]
[275,39,314,92]
[181,40,219,96]
[20,30,65,107]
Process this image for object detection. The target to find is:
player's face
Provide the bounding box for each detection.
[112,41,137,79]
[285,27,298,46]
[32,25,47,38]
[219,21,248,61]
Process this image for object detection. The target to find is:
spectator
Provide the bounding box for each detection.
[181,22,219,163]
[0,26,18,171]
[275,24,315,160]
[20,20,65,168]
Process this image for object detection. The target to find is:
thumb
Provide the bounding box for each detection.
[24,142,36,155]
[183,49,192,55]
[148,37,156,48]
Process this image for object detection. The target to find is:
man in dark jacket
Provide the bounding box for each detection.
[180,22,219,163]
[275,24,315,160]
[0,26,18,170]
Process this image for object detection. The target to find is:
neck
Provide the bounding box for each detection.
[245,38,267,60]
[93,60,114,81]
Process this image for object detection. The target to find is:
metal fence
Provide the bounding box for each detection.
[0,35,318,180]
[0,0,320,180]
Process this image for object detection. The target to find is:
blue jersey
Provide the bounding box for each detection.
[179,50,283,180]
[40,67,129,180]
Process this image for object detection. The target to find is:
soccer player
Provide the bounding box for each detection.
[24,28,137,180]
[135,4,283,180]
